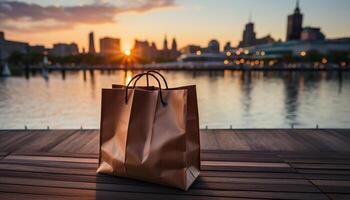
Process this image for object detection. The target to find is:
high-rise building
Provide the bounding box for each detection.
[133,40,152,59]
[0,31,29,60]
[163,35,168,50]
[51,43,79,57]
[170,38,180,58]
[286,0,303,41]
[171,38,177,51]
[88,32,96,54]
[239,22,256,47]
[99,37,121,55]
[238,19,275,48]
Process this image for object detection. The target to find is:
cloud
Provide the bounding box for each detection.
[0,0,176,32]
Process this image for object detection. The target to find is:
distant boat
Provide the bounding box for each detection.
[2,63,11,77]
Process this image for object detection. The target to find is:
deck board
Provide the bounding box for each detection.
[0,129,350,199]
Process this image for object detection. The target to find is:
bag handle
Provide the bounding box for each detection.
[125,73,167,106]
[132,70,169,89]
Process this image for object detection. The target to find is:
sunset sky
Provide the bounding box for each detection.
[1,0,350,51]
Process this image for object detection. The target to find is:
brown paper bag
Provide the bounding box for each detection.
[97,71,200,190]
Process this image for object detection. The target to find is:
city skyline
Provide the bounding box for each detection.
[1,0,350,51]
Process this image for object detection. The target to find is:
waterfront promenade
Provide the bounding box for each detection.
[0,129,350,199]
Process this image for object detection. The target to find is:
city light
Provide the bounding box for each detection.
[196,50,202,56]
[300,51,306,57]
[224,60,229,65]
[236,51,241,56]
[124,49,131,56]
[322,58,328,64]
[244,49,249,55]
[261,51,266,56]
[226,51,232,56]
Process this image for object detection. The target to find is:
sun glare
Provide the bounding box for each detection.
[124,49,131,56]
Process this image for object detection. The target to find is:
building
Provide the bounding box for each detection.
[99,37,121,56]
[248,39,350,59]
[29,45,45,54]
[132,36,180,62]
[238,21,275,48]
[133,40,153,59]
[286,0,303,41]
[240,22,256,47]
[255,35,275,46]
[50,43,79,57]
[0,31,29,60]
[180,45,201,54]
[162,36,180,58]
[301,27,325,41]
[207,40,220,53]
[224,42,232,51]
[170,38,180,58]
[163,36,169,51]
[171,38,177,51]
[88,32,96,54]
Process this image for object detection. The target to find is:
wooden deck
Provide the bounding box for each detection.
[0,129,350,200]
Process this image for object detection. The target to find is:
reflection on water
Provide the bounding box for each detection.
[0,70,349,129]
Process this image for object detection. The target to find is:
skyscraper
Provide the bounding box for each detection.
[239,22,256,47]
[286,0,303,41]
[163,35,168,50]
[88,32,96,54]
[99,37,121,55]
[171,38,177,51]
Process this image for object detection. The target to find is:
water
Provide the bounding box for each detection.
[0,70,349,129]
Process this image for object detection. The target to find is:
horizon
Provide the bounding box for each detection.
[1,0,350,51]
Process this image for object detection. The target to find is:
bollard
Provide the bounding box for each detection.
[316,124,319,129]
[47,126,50,130]
[80,125,83,130]
[24,125,28,130]
[205,125,208,130]
[230,125,232,129]
[291,124,294,129]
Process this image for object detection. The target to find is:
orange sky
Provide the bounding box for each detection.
[2,0,350,52]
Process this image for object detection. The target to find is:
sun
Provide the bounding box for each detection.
[124,49,131,56]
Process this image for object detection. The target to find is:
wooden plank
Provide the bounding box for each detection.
[201,152,283,163]
[49,130,98,153]
[1,129,350,199]
[0,158,98,169]
[1,129,350,153]
[0,184,259,200]
[290,163,350,170]
[10,151,99,158]
[201,171,304,179]
[0,177,328,200]
[310,180,350,194]
[0,170,319,193]
[327,194,350,200]
[4,154,97,164]
[297,169,350,175]
[0,192,91,200]
[0,130,38,152]
[202,161,290,168]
